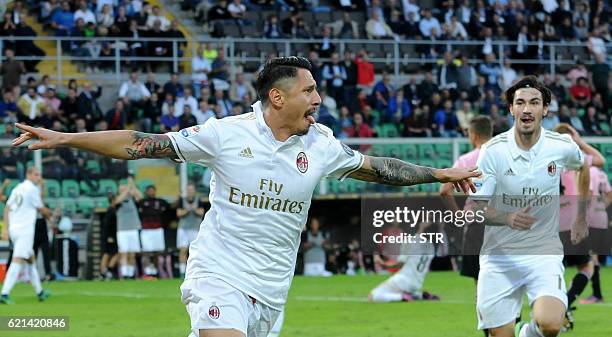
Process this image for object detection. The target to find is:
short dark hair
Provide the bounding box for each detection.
[255,56,312,106]
[503,75,552,107]
[469,115,493,140]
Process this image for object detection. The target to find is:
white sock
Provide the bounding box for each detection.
[1,262,23,295]
[179,263,186,275]
[371,290,403,302]
[29,264,43,294]
[520,320,544,337]
[127,265,134,277]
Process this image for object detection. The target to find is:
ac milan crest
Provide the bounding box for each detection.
[208,305,220,319]
[547,161,556,176]
[296,152,308,173]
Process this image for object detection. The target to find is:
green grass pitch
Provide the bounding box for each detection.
[2,269,612,336]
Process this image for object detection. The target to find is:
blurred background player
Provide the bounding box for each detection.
[99,192,119,280]
[176,182,205,278]
[1,167,52,304]
[302,217,332,277]
[368,222,438,303]
[580,165,611,305]
[554,123,606,331]
[440,115,493,337]
[138,184,171,279]
[113,177,142,279]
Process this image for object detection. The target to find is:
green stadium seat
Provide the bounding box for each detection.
[59,199,77,216]
[460,143,471,154]
[435,143,452,159]
[61,179,80,198]
[354,180,367,193]
[93,197,110,209]
[381,124,399,138]
[99,179,118,195]
[417,144,435,159]
[46,198,58,210]
[418,159,435,168]
[599,123,611,136]
[188,164,206,180]
[600,144,612,157]
[399,144,417,160]
[368,144,386,157]
[437,159,453,168]
[385,144,402,158]
[0,124,6,135]
[77,197,95,215]
[44,179,61,198]
[86,160,101,174]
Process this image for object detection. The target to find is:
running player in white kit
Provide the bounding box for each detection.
[470,76,590,337]
[1,167,52,304]
[12,57,480,337]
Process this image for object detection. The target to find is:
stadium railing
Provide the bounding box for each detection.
[1,36,610,86]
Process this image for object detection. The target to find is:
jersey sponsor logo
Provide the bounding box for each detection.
[239,147,254,158]
[208,305,220,319]
[296,152,308,173]
[180,125,201,138]
[228,178,306,214]
[504,168,515,176]
[341,142,354,157]
[547,161,557,176]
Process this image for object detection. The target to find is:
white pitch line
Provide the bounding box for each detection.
[51,291,612,308]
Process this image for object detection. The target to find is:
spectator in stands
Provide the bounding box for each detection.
[263,14,285,38]
[163,72,184,99]
[0,147,22,180]
[210,49,230,90]
[58,88,77,122]
[145,20,171,71]
[314,26,336,58]
[437,51,459,95]
[144,72,161,96]
[141,92,161,133]
[229,72,256,104]
[280,9,298,36]
[489,104,509,135]
[387,9,406,38]
[355,50,375,90]
[366,10,393,39]
[74,0,96,25]
[161,92,175,117]
[456,100,476,135]
[385,89,411,124]
[115,6,130,33]
[208,0,230,37]
[146,5,170,31]
[402,0,420,21]
[419,9,441,38]
[227,0,247,26]
[307,51,323,87]
[17,87,45,124]
[175,87,198,118]
[456,55,477,93]
[327,12,359,39]
[105,99,127,130]
[0,49,25,96]
[478,53,502,92]
[294,17,312,38]
[97,4,114,28]
[417,71,438,105]
[195,100,215,124]
[51,1,75,50]
[500,59,517,90]
[322,52,348,106]
[76,82,103,130]
[119,71,151,119]
[191,44,212,95]
[179,105,198,129]
[347,112,374,152]
[568,106,586,134]
[43,88,61,114]
[570,77,592,107]
[582,106,603,136]
[160,105,180,132]
[372,72,394,113]
[0,88,18,123]
[433,99,461,137]
[590,53,609,103]
[166,20,187,56]
[403,103,432,137]
[213,89,232,117]
[40,0,60,25]
[566,61,588,86]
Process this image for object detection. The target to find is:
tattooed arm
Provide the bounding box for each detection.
[12,123,178,161]
[349,155,480,194]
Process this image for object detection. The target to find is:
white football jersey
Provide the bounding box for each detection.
[471,127,584,264]
[6,179,43,234]
[168,101,364,309]
[393,242,434,292]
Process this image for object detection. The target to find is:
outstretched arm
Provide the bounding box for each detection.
[13,123,178,161]
[348,155,480,194]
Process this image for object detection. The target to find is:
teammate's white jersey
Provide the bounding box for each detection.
[168,101,364,309]
[471,127,584,261]
[6,179,43,234]
[393,242,435,292]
